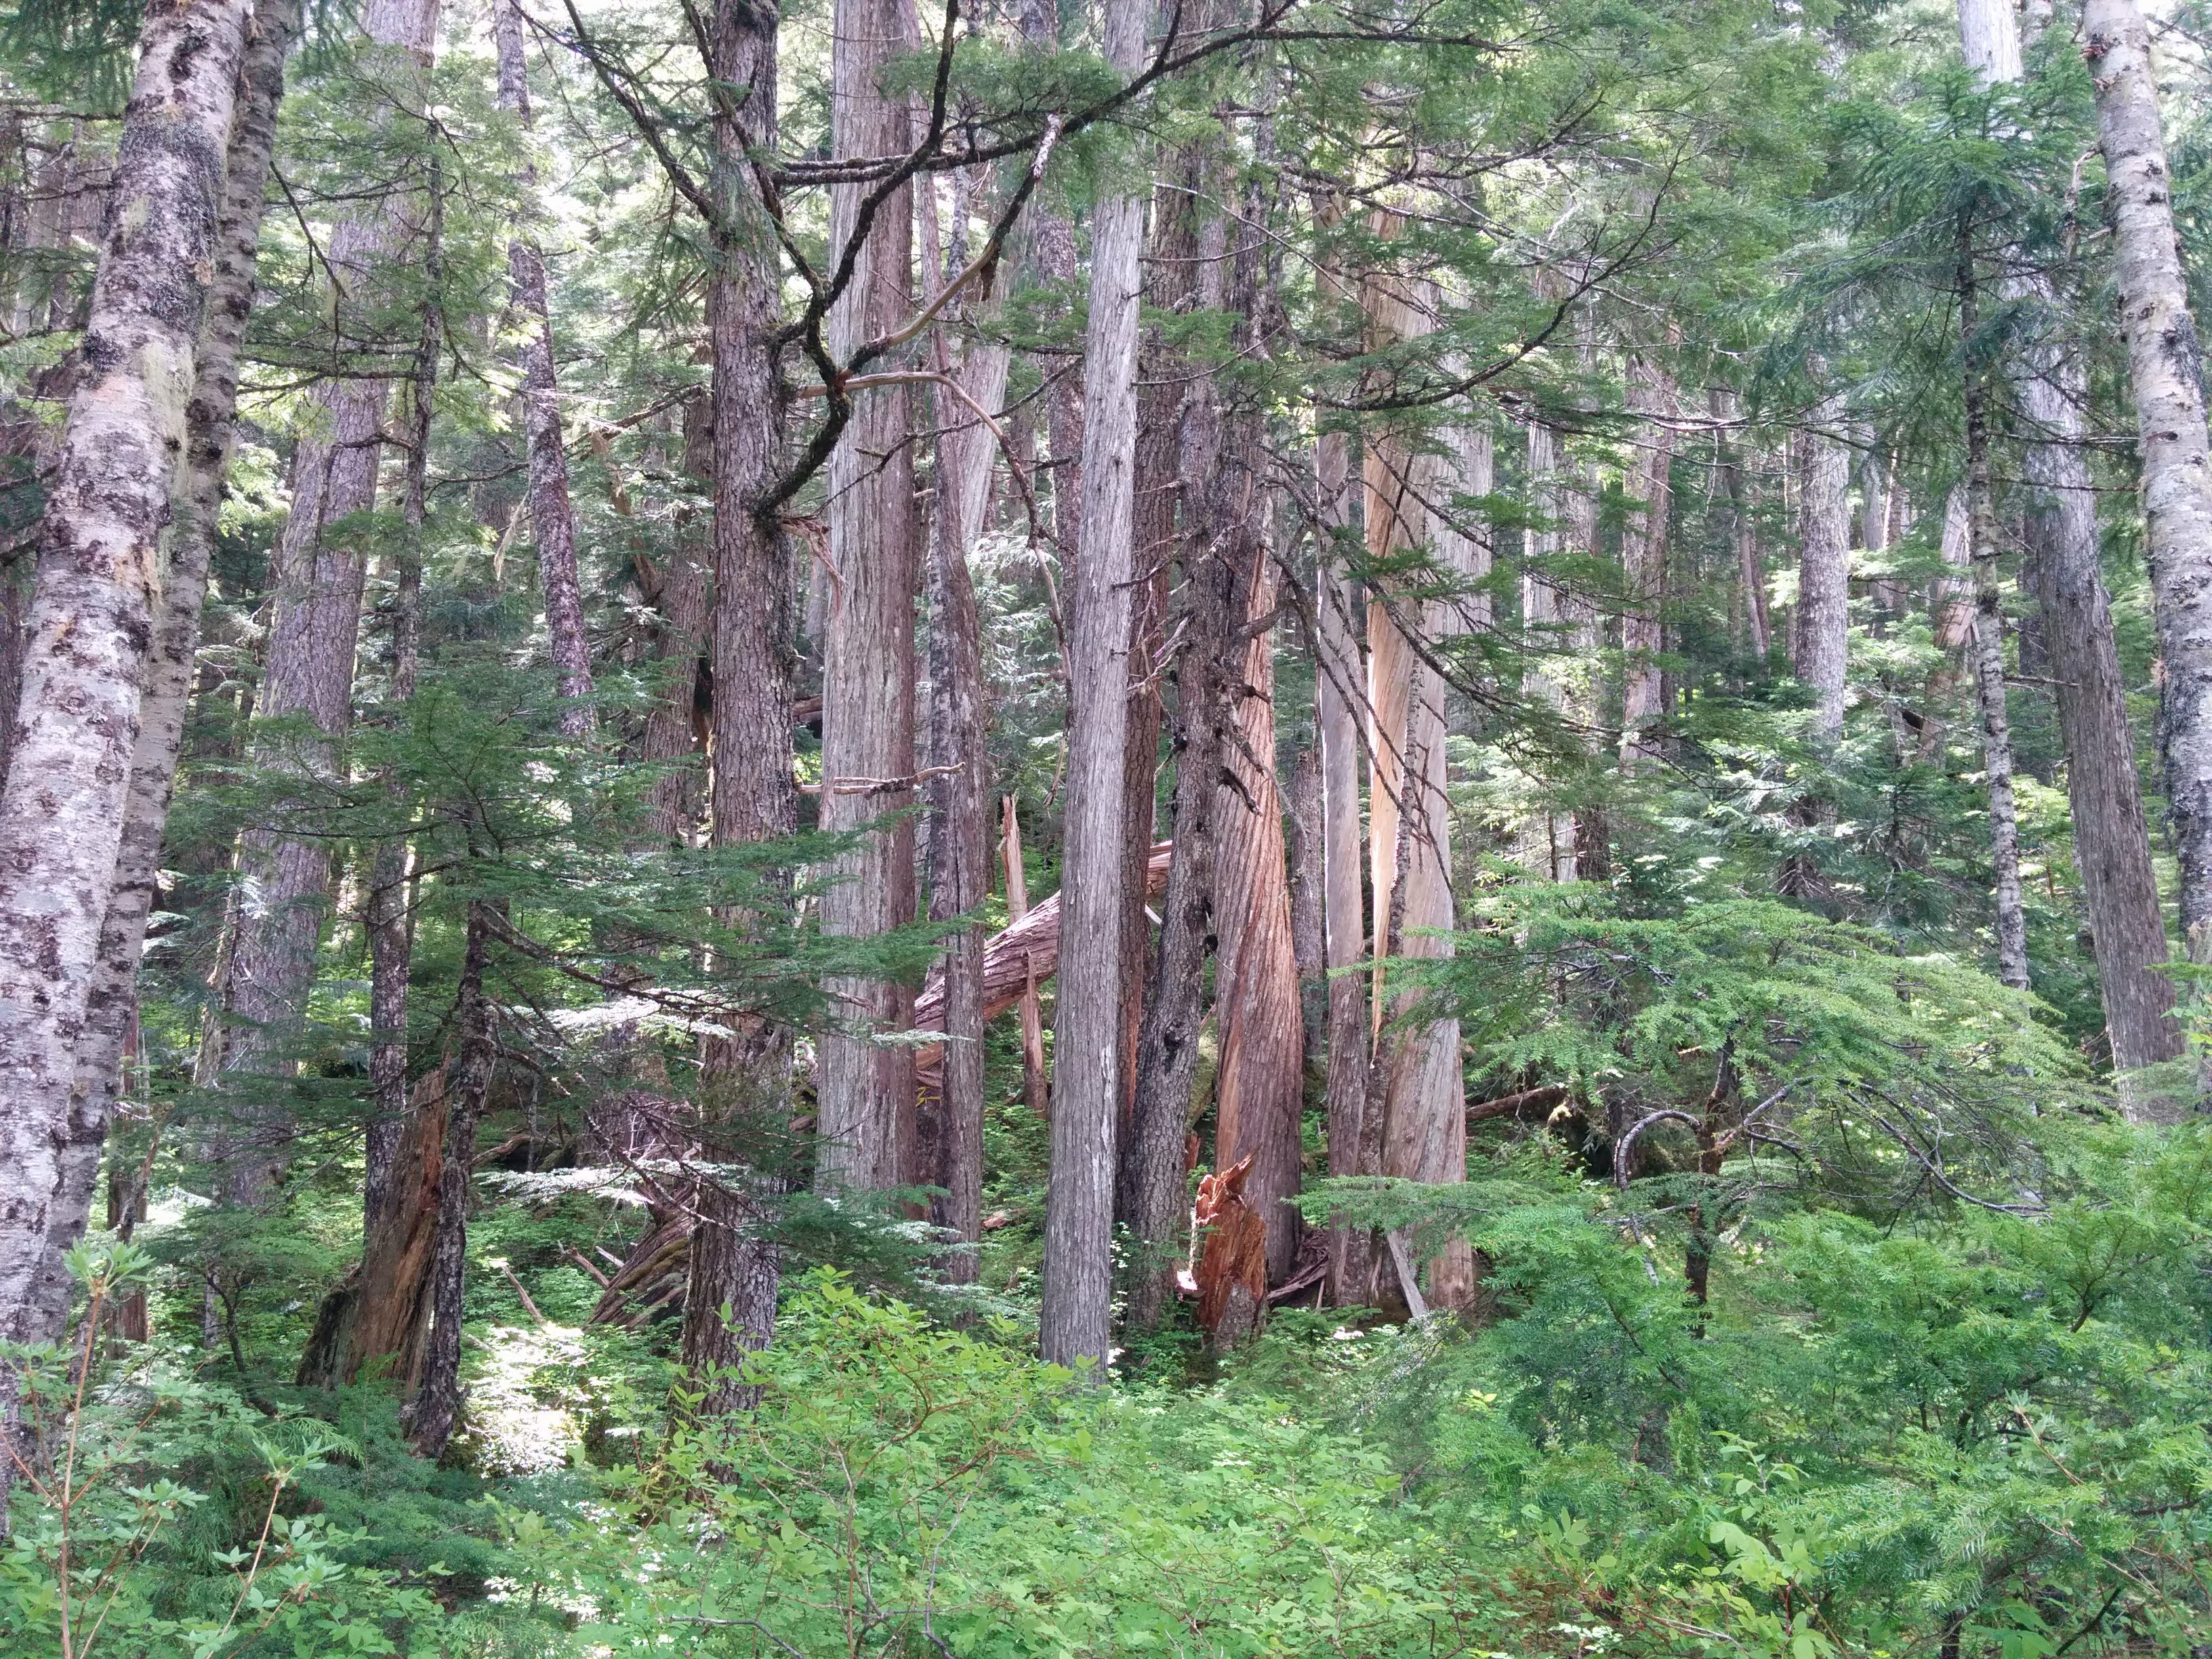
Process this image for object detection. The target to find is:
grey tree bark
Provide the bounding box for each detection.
[403,901,496,1460]
[921,201,1008,1284]
[1795,401,1851,750]
[1041,0,1148,1373]
[2083,0,2212,972]
[495,0,593,738]
[26,0,303,1347]
[1961,286,2032,990]
[679,0,794,1418]
[0,0,254,1359]
[205,0,443,1204]
[1956,0,2180,1090]
[815,0,920,1195]
[1620,355,1675,770]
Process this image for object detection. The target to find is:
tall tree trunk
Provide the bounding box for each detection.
[205,0,443,1204]
[816,0,919,1195]
[2083,0,2212,973]
[1796,401,1851,750]
[1041,0,1147,1374]
[2079,0,2212,1092]
[1311,199,1373,1305]
[1961,264,2032,990]
[641,394,714,844]
[1364,253,1479,1311]
[365,210,441,1236]
[0,0,255,1376]
[24,0,302,1348]
[1919,486,1974,762]
[921,211,1007,1284]
[1958,0,2182,1092]
[403,901,497,1460]
[1118,491,1234,1335]
[1620,355,1675,771]
[1520,419,1578,879]
[1018,0,1084,562]
[1211,552,1305,1290]
[679,0,793,1418]
[495,0,593,738]
[1716,390,1771,663]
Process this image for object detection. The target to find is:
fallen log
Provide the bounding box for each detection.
[912,841,1172,1090]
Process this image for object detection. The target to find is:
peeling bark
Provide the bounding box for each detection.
[2083,0,2212,981]
[0,0,254,1367]
[29,0,303,1347]
[817,0,920,1195]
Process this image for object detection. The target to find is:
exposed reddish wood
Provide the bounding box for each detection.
[913,842,1172,1088]
[1192,1153,1267,1344]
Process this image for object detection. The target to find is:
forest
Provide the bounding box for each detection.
[2,0,2211,1650]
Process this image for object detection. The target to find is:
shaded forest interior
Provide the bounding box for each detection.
[3,0,2212,1651]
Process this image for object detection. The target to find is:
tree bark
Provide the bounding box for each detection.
[2083,0,2212,974]
[1520,419,1578,878]
[365,207,441,1235]
[1364,250,1481,1311]
[816,0,920,1195]
[1002,797,1048,1113]
[921,215,1007,1284]
[1041,0,1147,1374]
[495,0,593,738]
[205,0,443,1204]
[680,0,794,1418]
[1018,0,1083,563]
[642,394,714,844]
[1957,0,2181,1086]
[1961,271,2032,991]
[1796,398,1851,750]
[26,0,302,1348]
[1315,404,1372,1305]
[1620,355,1675,770]
[403,902,497,1460]
[0,0,254,1369]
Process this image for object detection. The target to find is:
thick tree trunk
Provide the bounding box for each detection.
[816,0,919,1195]
[1041,0,1147,1374]
[921,245,1007,1283]
[680,0,793,1416]
[495,0,592,737]
[1364,255,1479,1311]
[1620,356,1675,770]
[207,0,442,1203]
[1119,516,1234,1335]
[2083,0,2212,972]
[0,0,253,1371]
[1958,0,2182,1087]
[26,0,302,1347]
[404,903,497,1460]
[1796,401,1851,750]
[365,239,440,1234]
[1212,553,1305,1288]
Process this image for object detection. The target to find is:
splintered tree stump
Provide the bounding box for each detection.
[1193,1154,1268,1345]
